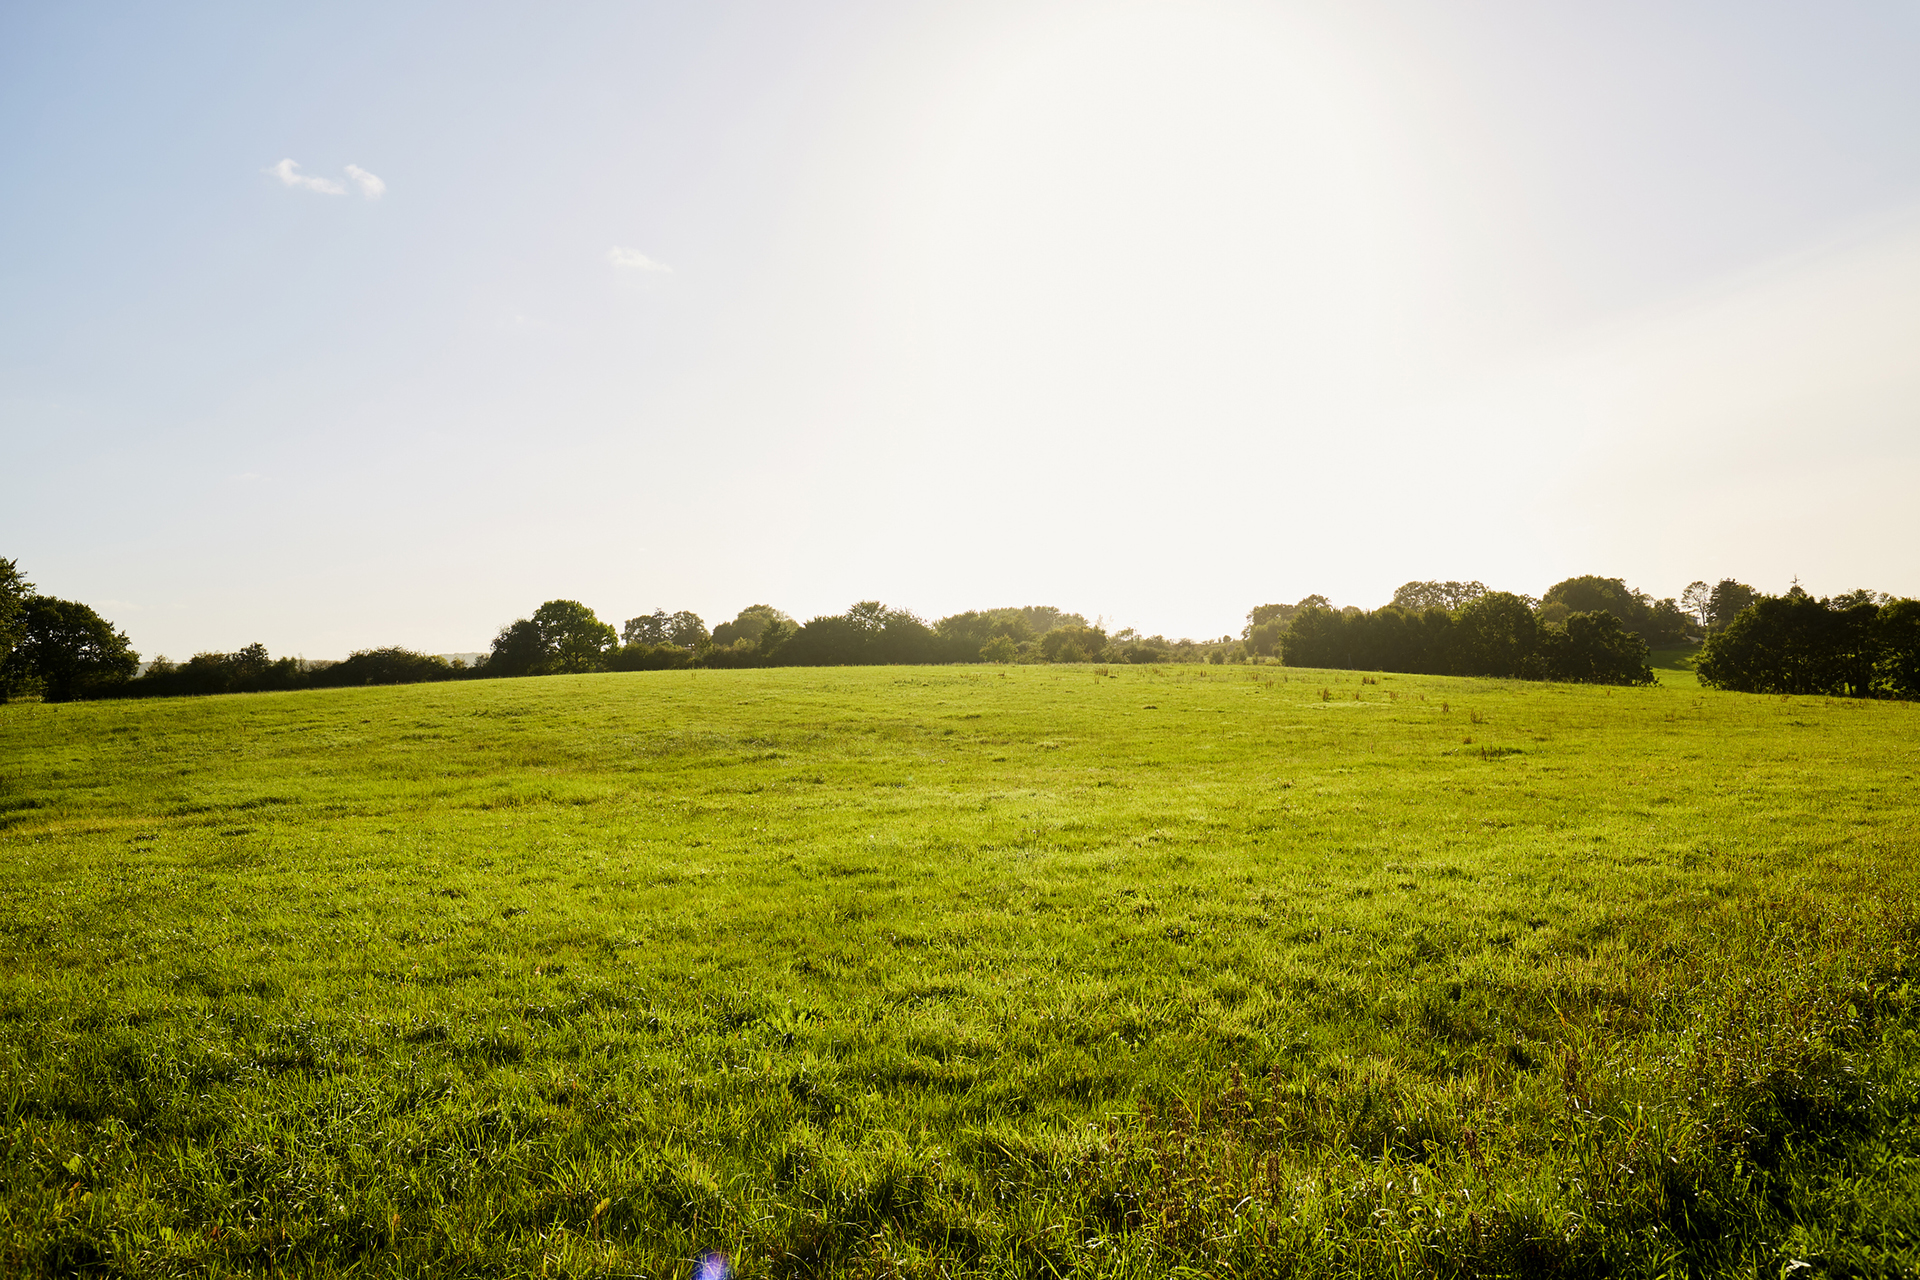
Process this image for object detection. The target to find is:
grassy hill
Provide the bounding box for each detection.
[1649,643,1704,689]
[3,666,1917,1277]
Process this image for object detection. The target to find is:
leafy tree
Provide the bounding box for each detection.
[1541,575,1638,619]
[606,642,694,672]
[531,600,618,673]
[936,606,1087,652]
[0,558,35,701]
[1540,612,1654,685]
[778,603,936,666]
[711,605,790,648]
[1879,599,1920,700]
[484,601,616,676]
[485,618,546,677]
[312,648,455,687]
[1706,579,1759,632]
[1241,596,1331,656]
[1389,581,1486,612]
[1039,624,1107,663]
[665,611,709,649]
[1541,575,1692,645]
[622,611,671,646]
[1695,591,1881,696]
[756,617,798,659]
[1278,606,1347,669]
[1453,592,1540,677]
[6,596,138,701]
[980,635,1017,663]
[124,643,310,697]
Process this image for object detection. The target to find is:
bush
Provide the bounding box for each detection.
[311,648,456,687]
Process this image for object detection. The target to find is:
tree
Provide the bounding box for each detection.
[1278,606,1347,669]
[1389,581,1486,612]
[1879,599,1920,700]
[1540,612,1654,685]
[1706,579,1758,632]
[485,618,546,676]
[1241,596,1332,656]
[711,605,791,648]
[1453,592,1539,678]
[6,596,138,701]
[531,600,617,673]
[664,611,709,650]
[1039,623,1107,663]
[1681,581,1713,633]
[622,611,670,646]
[0,558,35,701]
[486,601,616,676]
[313,648,455,687]
[1695,592,1867,695]
[773,603,938,666]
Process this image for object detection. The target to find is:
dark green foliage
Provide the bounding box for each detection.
[709,604,789,648]
[1038,622,1107,663]
[1538,610,1656,685]
[130,643,309,697]
[310,647,457,688]
[1696,588,1916,697]
[1881,598,1920,700]
[1242,596,1329,657]
[2,595,138,701]
[1388,579,1485,612]
[0,557,31,698]
[1282,604,1451,674]
[605,641,694,671]
[622,609,709,649]
[488,601,617,676]
[933,606,1095,661]
[1541,574,1694,645]
[779,602,941,666]
[483,617,546,676]
[1116,633,1173,663]
[530,600,618,673]
[1707,578,1760,632]
[1283,600,1652,685]
[979,635,1018,663]
[1452,591,1541,677]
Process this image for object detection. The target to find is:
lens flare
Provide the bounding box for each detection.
[695,1252,730,1280]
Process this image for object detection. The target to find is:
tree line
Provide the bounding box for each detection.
[2,554,1913,702]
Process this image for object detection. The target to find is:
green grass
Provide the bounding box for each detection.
[1648,645,1703,689]
[3,666,1919,1277]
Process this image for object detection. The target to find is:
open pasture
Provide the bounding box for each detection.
[2,666,1918,1277]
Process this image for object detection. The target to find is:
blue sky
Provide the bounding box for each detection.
[5,1,1919,658]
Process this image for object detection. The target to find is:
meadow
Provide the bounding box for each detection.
[2,665,1917,1278]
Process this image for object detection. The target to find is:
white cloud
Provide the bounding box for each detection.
[607,246,672,272]
[344,164,385,199]
[265,159,345,195]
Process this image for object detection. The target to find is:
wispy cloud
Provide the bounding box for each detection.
[266,159,345,195]
[344,164,385,199]
[607,246,672,272]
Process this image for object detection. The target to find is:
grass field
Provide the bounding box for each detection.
[3,666,1919,1278]
[1648,646,1703,690]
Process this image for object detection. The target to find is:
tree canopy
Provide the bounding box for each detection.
[1389,581,1486,612]
[0,558,34,699]
[1540,576,1692,646]
[1695,589,1913,698]
[3,596,139,702]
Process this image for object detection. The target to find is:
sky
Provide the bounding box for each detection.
[3,1,1918,658]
